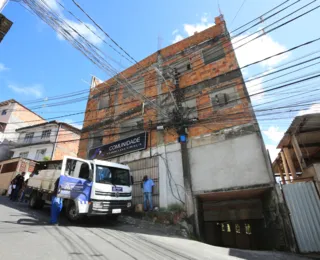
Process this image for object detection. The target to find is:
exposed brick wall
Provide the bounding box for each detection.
[12,103,45,125]
[78,16,256,159]
[52,124,80,160]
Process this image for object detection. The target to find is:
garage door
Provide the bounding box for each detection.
[127,157,159,207]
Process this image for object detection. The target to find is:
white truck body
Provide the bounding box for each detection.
[27,156,133,221]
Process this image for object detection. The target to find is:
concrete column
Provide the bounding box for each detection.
[283,147,297,180]
[280,151,290,182]
[276,160,286,184]
[291,135,307,172]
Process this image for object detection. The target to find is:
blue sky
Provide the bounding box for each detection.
[0,0,320,160]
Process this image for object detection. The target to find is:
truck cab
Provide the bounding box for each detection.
[58,156,133,221]
[27,156,133,222]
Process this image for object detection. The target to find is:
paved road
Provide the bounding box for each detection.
[0,197,311,260]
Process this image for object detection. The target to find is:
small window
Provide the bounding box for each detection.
[226,224,231,233]
[1,110,7,115]
[90,131,103,148]
[24,133,34,143]
[245,223,252,235]
[221,223,225,232]
[35,149,46,161]
[235,224,241,234]
[214,93,229,106]
[210,87,239,109]
[98,94,109,109]
[19,152,29,159]
[41,129,51,139]
[202,43,225,65]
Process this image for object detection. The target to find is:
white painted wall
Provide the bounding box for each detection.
[16,124,58,145]
[92,129,273,208]
[11,143,53,161]
[190,133,273,193]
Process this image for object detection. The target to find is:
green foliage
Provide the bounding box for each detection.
[42,156,50,161]
[167,203,184,212]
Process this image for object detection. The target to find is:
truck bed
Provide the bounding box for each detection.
[28,169,60,193]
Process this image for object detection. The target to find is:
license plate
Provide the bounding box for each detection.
[112,209,121,214]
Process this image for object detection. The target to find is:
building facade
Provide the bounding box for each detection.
[11,121,81,161]
[0,157,36,194]
[0,99,45,161]
[78,16,283,249]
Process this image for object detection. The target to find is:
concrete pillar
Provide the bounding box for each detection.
[283,147,298,180]
[280,151,290,182]
[291,135,307,172]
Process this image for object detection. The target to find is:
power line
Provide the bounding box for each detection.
[230,0,247,27]
[71,0,139,65]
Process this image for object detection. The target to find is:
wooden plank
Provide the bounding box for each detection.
[283,147,298,179]
[291,135,307,171]
[280,151,291,182]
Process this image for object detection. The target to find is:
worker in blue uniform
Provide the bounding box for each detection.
[50,177,63,225]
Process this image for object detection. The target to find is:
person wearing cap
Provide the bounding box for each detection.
[142,175,154,211]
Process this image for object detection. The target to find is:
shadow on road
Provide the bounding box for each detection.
[0,196,184,239]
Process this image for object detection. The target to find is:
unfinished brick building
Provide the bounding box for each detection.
[78,16,288,250]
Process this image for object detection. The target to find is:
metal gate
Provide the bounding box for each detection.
[282,182,320,253]
[127,157,159,207]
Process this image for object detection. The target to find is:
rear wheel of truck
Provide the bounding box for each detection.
[66,202,81,222]
[29,193,44,209]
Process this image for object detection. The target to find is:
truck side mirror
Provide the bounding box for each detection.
[131,176,134,186]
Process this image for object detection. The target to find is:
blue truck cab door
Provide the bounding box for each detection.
[57,156,93,214]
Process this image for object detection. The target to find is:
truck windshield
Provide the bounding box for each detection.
[95,165,130,186]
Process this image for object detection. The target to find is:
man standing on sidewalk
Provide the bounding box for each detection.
[142,175,154,212]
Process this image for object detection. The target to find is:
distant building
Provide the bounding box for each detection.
[272,113,320,189]
[0,157,36,195]
[0,99,45,161]
[11,121,81,161]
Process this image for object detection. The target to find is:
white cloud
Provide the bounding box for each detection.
[184,20,214,37]
[57,20,103,45]
[232,33,289,68]
[298,104,320,116]
[171,14,214,43]
[172,34,184,44]
[0,63,9,72]
[62,119,82,130]
[263,126,285,143]
[265,144,280,162]
[8,84,44,98]
[172,29,179,35]
[41,0,104,45]
[245,77,264,102]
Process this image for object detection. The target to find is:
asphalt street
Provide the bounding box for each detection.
[0,196,312,260]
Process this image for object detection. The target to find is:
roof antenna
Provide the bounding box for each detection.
[218,0,222,16]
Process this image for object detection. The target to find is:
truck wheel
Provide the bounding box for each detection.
[66,202,81,222]
[29,193,44,209]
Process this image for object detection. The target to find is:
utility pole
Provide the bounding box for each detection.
[171,68,195,220]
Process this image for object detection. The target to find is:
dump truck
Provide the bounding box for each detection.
[26,156,133,221]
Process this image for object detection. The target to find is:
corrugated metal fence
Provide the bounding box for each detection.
[127,157,159,207]
[282,182,320,253]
